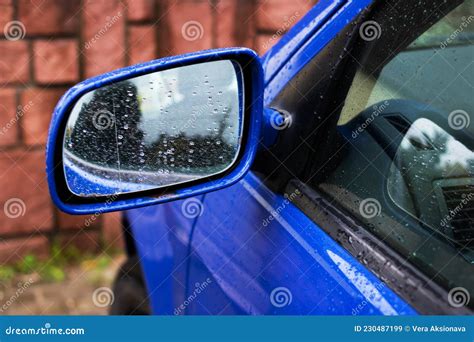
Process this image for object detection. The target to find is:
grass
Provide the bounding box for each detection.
[0,241,120,283]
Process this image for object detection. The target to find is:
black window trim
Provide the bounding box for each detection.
[286,179,472,314]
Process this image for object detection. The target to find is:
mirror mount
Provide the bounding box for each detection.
[46,48,263,214]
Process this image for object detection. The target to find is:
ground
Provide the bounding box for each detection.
[0,254,125,315]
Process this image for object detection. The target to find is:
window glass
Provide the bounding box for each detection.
[315,0,473,298]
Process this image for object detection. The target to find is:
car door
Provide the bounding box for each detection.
[184,0,474,315]
[183,0,419,315]
[184,171,416,314]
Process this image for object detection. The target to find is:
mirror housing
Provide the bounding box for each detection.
[46,48,263,214]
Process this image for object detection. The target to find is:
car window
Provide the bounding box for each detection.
[311,0,473,299]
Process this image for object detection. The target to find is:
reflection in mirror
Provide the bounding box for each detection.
[63,60,243,197]
[388,118,474,248]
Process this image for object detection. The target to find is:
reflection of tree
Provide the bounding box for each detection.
[217,105,232,140]
[68,81,144,168]
[146,133,236,170]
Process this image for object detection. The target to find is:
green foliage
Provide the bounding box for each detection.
[16,254,39,274]
[96,255,112,270]
[0,240,119,283]
[0,265,15,282]
[41,264,65,282]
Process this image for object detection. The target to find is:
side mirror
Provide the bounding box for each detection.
[46,48,263,214]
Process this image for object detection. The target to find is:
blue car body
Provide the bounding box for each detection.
[126,0,417,315]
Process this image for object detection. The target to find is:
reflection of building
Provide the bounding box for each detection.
[68,81,145,168]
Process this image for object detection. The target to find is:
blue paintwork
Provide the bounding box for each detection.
[260,108,282,148]
[185,172,415,315]
[126,198,202,314]
[261,0,346,85]
[45,0,416,315]
[124,0,417,316]
[46,48,263,215]
[264,0,372,103]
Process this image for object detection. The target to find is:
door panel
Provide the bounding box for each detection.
[126,196,203,314]
[186,172,416,314]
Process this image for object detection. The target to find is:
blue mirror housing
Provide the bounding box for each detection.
[46,48,263,215]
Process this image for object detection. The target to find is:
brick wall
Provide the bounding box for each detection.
[0,0,314,264]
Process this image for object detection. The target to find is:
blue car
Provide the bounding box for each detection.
[47,0,473,315]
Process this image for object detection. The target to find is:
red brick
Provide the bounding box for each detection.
[126,0,155,22]
[57,210,99,230]
[59,230,100,253]
[215,0,237,48]
[215,0,257,48]
[0,236,49,264]
[33,39,78,84]
[255,33,281,55]
[0,149,54,235]
[166,0,212,55]
[256,0,310,31]
[128,25,156,65]
[82,0,125,78]
[102,212,124,250]
[18,0,81,35]
[20,88,65,145]
[0,88,18,146]
[0,0,14,34]
[0,40,29,85]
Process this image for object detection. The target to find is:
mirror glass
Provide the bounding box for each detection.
[63,60,244,197]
